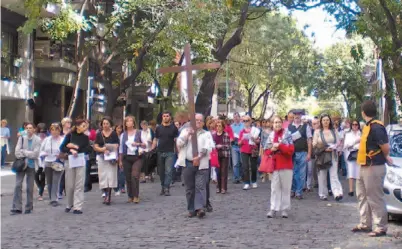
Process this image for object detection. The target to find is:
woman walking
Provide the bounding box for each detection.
[213,119,231,194]
[139,120,153,183]
[35,123,48,201]
[40,123,64,206]
[118,116,145,204]
[265,116,294,218]
[313,114,344,201]
[59,117,91,214]
[114,125,126,195]
[10,123,41,215]
[343,120,361,196]
[94,117,119,205]
[239,115,260,190]
[58,117,72,199]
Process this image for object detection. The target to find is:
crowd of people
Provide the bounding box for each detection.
[0,100,391,237]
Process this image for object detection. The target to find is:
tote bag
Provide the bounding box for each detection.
[210,149,220,168]
[258,152,275,173]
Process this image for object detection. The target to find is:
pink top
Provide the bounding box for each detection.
[239,129,254,154]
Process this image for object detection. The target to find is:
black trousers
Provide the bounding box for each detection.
[35,168,46,196]
[84,160,92,191]
[206,166,211,208]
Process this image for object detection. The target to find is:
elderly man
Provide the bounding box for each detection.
[177,114,212,218]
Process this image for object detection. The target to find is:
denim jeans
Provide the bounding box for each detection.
[1,144,7,166]
[114,167,126,192]
[292,151,307,196]
[340,153,347,176]
[157,152,175,189]
[231,146,242,181]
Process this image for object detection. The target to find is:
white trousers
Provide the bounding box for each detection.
[65,160,85,211]
[270,170,293,211]
[318,158,343,198]
[306,160,313,189]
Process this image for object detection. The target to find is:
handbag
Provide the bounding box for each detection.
[51,161,64,171]
[210,149,220,168]
[258,152,275,173]
[12,137,27,173]
[348,150,358,161]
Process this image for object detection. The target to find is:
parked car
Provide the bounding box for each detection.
[385,124,402,217]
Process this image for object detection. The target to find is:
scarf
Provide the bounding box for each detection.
[357,119,383,166]
[273,129,284,143]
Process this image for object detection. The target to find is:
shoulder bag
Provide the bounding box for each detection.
[12,137,27,172]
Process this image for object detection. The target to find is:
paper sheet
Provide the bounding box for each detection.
[44,155,57,162]
[104,151,117,161]
[291,131,302,141]
[125,140,138,155]
[68,153,86,168]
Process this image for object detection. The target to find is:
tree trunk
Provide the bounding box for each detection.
[104,83,119,117]
[67,56,87,117]
[259,92,269,120]
[385,71,398,124]
[195,3,249,115]
[195,70,219,115]
[247,89,253,117]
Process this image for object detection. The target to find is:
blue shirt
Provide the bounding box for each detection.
[27,139,35,169]
[1,127,10,138]
[231,122,244,137]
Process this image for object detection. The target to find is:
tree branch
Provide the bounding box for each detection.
[378,0,402,50]
[167,52,184,96]
[251,87,270,109]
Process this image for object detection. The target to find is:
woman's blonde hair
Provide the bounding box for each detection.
[271,115,283,123]
[124,115,136,130]
[1,119,7,125]
[61,117,72,126]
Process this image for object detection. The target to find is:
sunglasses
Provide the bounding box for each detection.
[352,123,359,126]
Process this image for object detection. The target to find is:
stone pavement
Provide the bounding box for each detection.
[1,177,401,249]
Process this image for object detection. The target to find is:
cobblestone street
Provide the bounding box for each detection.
[1,175,402,249]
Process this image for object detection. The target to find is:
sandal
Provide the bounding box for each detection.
[216,189,221,193]
[368,231,386,237]
[351,225,372,233]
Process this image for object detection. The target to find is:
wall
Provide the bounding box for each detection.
[1,99,26,161]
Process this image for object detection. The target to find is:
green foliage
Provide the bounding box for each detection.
[227,12,318,115]
[19,0,62,34]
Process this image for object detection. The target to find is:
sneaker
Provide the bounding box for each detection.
[266,210,275,218]
[348,192,354,197]
[24,210,32,214]
[251,183,258,189]
[102,192,106,198]
[10,210,22,215]
[73,210,83,215]
[115,191,121,197]
[335,195,343,202]
[65,207,72,213]
[164,188,171,196]
[243,184,250,190]
[281,211,288,218]
[159,188,165,196]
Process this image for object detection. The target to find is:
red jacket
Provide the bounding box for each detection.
[265,130,294,171]
[225,125,234,141]
[239,129,255,154]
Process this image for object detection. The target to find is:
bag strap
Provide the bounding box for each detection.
[320,129,337,146]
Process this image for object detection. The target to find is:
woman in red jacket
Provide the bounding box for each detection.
[265,115,295,218]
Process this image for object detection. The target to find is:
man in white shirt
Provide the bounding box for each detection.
[177,113,211,218]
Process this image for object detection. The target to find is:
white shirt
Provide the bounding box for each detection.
[343,130,361,151]
[119,133,137,155]
[39,136,63,163]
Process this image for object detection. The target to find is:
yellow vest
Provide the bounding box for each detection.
[357,120,383,166]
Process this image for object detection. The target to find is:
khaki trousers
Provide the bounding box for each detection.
[356,164,388,232]
[65,160,85,211]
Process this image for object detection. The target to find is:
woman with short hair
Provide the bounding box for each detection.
[118,116,146,204]
[59,117,91,214]
[343,120,361,196]
[94,117,119,205]
[35,123,48,201]
[213,119,231,194]
[40,123,64,206]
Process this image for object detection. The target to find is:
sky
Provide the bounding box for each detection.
[290,7,346,50]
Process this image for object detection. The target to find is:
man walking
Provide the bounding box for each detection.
[353,100,390,237]
[288,111,312,199]
[177,114,211,218]
[152,111,178,196]
[231,112,243,183]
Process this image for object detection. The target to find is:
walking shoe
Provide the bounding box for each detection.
[320,196,328,201]
[37,196,43,201]
[251,183,258,189]
[348,192,354,197]
[52,201,59,207]
[295,195,303,200]
[328,190,333,196]
[65,207,72,213]
[197,209,206,218]
[73,210,83,215]
[115,191,121,197]
[266,210,275,218]
[133,197,140,204]
[206,203,213,213]
[335,195,343,202]
[243,184,250,190]
[10,210,22,215]
[127,198,134,203]
[159,188,165,196]
[24,210,32,214]
[164,188,171,196]
[281,211,288,218]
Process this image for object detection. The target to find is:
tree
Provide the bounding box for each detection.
[307,36,376,118]
[227,13,318,117]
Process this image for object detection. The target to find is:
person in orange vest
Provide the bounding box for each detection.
[352,100,392,237]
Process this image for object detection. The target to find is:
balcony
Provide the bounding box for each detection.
[34,40,77,72]
[1,52,22,83]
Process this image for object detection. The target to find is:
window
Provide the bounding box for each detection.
[1,31,18,79]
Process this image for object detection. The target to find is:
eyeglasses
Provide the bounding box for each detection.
[352,123,359,126]
[243,120,251,123]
